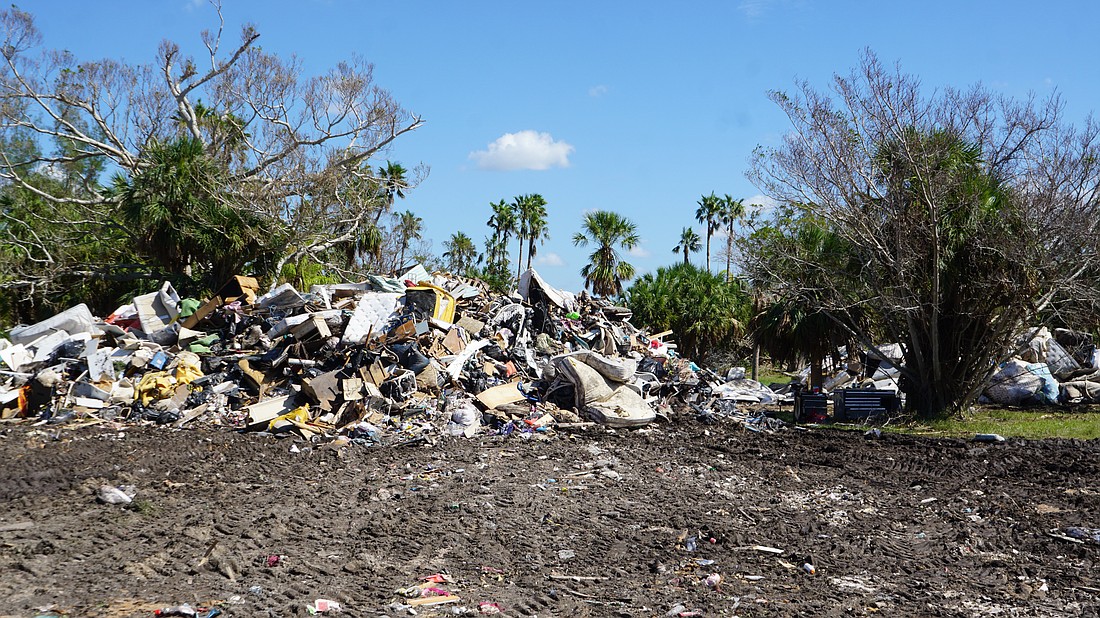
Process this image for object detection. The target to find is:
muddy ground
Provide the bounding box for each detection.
[0,417,1097,617]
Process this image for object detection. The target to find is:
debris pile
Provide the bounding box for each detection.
[787,325,1100,422]
[981,326,1100,406]
[0,267,781,443]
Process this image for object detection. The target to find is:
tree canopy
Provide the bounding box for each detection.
[0,4,423,321]
[627,262,749,365]
[745,50,1100,417]
[573,210,639,298]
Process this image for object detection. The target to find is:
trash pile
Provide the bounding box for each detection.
[789,325,1100,422]
[0,267,782,444]
[981,326,1100,406]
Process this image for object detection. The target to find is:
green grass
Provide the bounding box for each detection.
[777,404,1100,440]
[754,367,794,387]
[126,498,159,515]
[902,407,1100,440]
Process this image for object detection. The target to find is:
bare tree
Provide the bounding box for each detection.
[0,3,424,301]
[745,50,1100,417]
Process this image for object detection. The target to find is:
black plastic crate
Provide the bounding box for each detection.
[832,388,900,421]
[794,390,829,423]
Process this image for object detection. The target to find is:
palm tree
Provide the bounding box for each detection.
[486,199,516,276]
[442,231,478,274]
[720,194,745,282]
[672,226,701,265]
[694,192,722,272]
[520,193,549,272]
[627,262,748,364]
[510,194,528,279]
[572,210,640,297]
[374,161,407,225]
[750,295,848,389]
[394,209,422,271]
[111,135,268,291]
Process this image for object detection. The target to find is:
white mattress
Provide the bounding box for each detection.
[340,292,403,345]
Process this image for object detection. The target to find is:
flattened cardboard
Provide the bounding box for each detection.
[475,381,526,410]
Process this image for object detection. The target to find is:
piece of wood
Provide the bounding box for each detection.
[360,360,389,386]
[751,545,785,554]
[291,314,331,340]
[182,295,222,329]
[549,573,609,582]
[0,521,35,532]
[442,328,466,355]
[475,381,526,410]
[407,595,460,607]
[302,370,341,411]
[174,403,210,427]
[214,275,260,304]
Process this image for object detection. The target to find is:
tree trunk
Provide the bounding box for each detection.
[725,231,733,283]
[810,354,824,390]
[516,234,524,281]
[705,232,711,272]
[751,343,760,381]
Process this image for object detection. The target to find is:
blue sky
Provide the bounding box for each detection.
[27,1,1100,293]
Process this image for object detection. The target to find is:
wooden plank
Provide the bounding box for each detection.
[174,403,210,427]
[181,295,222,329]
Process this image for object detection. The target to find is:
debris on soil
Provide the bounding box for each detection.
[2,268,1097,617]
[0,267,782,442]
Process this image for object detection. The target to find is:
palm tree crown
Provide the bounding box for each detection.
[572,210,640,297]
[695,192,722,272]
[672,226,702,265]
[720,194,745,281]
[394,209,422,272]
[518,193,549,273]
[443,231,478,274]
[374,161,407,225]
[486,199,516,277]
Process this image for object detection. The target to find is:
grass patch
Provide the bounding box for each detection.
[126,498,159,515]
[776,404,1100,440]
[755,367,794,387]
[899,407,1100,440]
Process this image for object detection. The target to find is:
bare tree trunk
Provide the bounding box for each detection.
[810,354,824,390]
[751,343,760,381]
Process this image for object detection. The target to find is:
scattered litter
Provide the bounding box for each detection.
[306,599,342,614]
[97,485,137,505]
[751,545,784,555]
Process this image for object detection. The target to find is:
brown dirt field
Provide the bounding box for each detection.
[0,420,1097,617]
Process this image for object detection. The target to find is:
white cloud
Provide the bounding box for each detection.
[469,130,574,171]
[738,0,807,18]
[588,84,609,98]
[184,0,206,11]
[535,252,565,267]
[738,0,770,17]
[744,194,778,215]
[627,245,651,258]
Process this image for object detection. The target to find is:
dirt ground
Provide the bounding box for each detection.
[0,416,1098,617]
